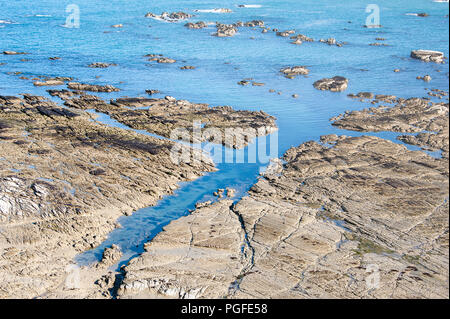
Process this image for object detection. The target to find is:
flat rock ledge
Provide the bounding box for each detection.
[331,97,449,159]
[411,50,446,64]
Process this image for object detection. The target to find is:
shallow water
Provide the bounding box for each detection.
[1,0,448,267]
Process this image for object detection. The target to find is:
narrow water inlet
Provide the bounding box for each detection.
[75,109,278,269]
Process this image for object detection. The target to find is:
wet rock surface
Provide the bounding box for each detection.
[0,94,215,298]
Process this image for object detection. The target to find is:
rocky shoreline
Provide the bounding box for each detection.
[0,92,275,298]
[117,95,449,299]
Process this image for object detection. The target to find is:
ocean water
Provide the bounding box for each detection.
[1,0,448,267]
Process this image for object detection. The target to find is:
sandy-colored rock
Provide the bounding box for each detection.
[0,94,215,298]
[332,97,449,158]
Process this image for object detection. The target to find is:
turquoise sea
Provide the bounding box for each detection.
[1,0,448,267]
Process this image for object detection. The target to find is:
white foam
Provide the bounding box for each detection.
[238,4,262,8]
[195,8,232,13]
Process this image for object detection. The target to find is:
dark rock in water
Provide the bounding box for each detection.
[290,34,314,42]
[237,80,250,86]
[411,50,445,63]
[252,82,265,86]
[156,57,176,63]
[417,75,432,82]
[313,76,348,92]
[145,11,192,22]
[348,92,374,99]
[146,89,160,95]
[244,20,264,27]
[185,21,207,29]
[88,62,117,68]
[214,23,237,37]
[319,38,344,46]
[33,80,65,87]
[110,97,156,108]
[146,54,176,63]
[180,65,196,70]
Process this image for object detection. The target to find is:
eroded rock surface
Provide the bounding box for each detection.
[0,94,214,298]
[118,134,449,299]
[51,91,277,148]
